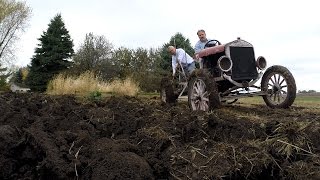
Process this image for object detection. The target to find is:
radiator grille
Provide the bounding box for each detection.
[230,47,258,80]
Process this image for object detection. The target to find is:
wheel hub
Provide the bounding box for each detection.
[272,83,281,92]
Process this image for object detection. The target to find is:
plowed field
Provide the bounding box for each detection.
[0,92,319,179]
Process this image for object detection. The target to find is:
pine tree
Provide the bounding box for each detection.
[26,14,74,92]
[13,68,23,84]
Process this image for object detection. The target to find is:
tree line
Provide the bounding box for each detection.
[298,90,318,93]
[1,1,194,92]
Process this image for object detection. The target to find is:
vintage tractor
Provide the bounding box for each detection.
[160,37,296,111]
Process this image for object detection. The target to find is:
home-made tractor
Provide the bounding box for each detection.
[160,37,296,111]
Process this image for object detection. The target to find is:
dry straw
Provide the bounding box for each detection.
[46,71,140,96]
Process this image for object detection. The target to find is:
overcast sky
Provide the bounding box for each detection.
[16,0,320,91]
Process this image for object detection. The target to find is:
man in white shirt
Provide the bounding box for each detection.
[168,46,195,77]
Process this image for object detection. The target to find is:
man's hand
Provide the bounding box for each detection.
[194,53,200,61]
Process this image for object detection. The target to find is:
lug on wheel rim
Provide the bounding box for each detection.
[266,73,288,105]
[191,79,209,111]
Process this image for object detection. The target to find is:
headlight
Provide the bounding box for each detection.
[217,56,233,72]
[256,56,267,70]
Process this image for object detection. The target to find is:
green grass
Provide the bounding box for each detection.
[238,94,320,108]
[138,92,159,97]
[295,95,320,102]
[294,95,320,108]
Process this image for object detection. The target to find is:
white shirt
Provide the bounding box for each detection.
[172,48,194,75]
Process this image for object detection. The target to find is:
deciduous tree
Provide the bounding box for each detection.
[72,33,113,75]
[0,0,31,64]
[111,47,133,79]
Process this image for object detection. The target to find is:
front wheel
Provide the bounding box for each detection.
[261,65,296,108]
[188,70,221,111]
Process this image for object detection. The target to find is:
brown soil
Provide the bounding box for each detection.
[0,92,319,180]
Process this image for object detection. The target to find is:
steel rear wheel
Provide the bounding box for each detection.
[189,78,210,111]
[261,65,296,108]
[188,70,221,111]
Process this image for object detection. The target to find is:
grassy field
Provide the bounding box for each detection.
[238,94,320,106]
[295,94,320,101]
[138,91,320,108]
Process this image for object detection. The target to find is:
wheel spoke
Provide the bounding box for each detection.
[269,90,274,97]
[202,91,208,97]
[194,82,199,93]
[204,103,209,111]
[279,78,285,86]
[277,74,281,84]
[201,101,209,111]
[280,89,287,94]
[198,80,206,94]
[201,91,209,98]
[194,84,200,96]
[270,75,276,84]
[200,101,205,111]
[202,97,209,102]
[196,103,200,110]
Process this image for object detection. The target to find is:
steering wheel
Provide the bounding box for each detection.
[204,39,221,48]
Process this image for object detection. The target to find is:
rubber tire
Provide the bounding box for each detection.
[188,69,221,111]
[261,65,296,108]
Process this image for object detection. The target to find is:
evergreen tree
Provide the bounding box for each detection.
[13,68,23,84]
[159,33,194,74]
[26,14,74,91]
